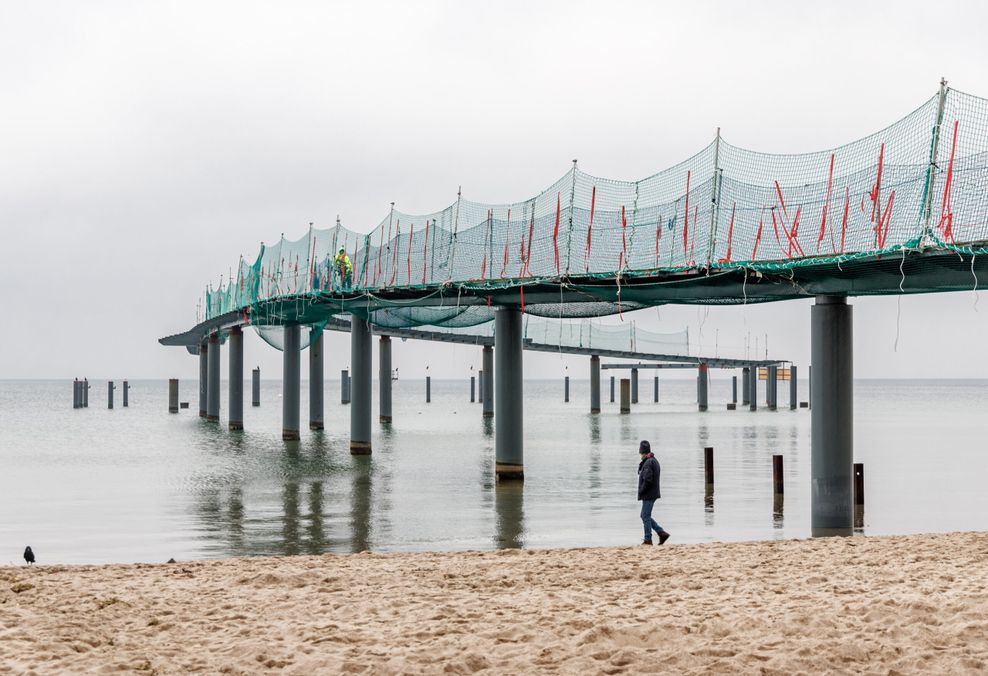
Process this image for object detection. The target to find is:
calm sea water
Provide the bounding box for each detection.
[0,378,985,564]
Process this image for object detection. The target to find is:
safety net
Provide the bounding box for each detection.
[200,84,988,331]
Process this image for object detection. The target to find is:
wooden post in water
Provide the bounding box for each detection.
[704,447,714,486]
[168,379,179,413]
[610,376,615,403]
[619,378,630,413]
[772,454,784,494]
[853,463,865,505]
[470,375,475,403]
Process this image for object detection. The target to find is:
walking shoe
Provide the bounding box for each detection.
[641,539,653,546]
[657,530,671,545]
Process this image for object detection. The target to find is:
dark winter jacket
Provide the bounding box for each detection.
[637,453,661,500]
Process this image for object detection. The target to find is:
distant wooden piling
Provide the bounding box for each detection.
[853,463,865,505]
[619,378,630,413]
[168,379,179,413]
[704,447,714,486]
[772,454,784,494]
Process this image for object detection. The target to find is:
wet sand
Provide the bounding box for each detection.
[2,532,987,674]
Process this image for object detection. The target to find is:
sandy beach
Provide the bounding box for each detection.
[2,532,987,674]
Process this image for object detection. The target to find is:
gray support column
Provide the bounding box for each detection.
[207,333,220,422]
[168,378,179,413]
[83,378,89,408]
[790,365,798,410]
[252,368,260,407]
[470,375,476,402]
[73,379,80,409]
[564,376,569,403]
[426,375,431,403]
[108,381,114,409]
[610,376,615,402]
[741,367,750,406]
[229,327,243,430]
[749,365,757,411]
[199,342,208,417]
[379,336,392,423]
[482,345,494,418]
[768,365,778,411]
[732,375,738,404]
[631,368,639,404]
[309,329,324,430]
[654,375,659,403]
[282,324,301,440]
[341,369,350,404]
[590,355,600,413]
[620,378,630,413]
[350,317,372,453]
[811,295,853,534]
[122,380,129,407]
[494,308,523,480]
[478,371,484,403]
[809,365,813,409]
[698,363,709,411]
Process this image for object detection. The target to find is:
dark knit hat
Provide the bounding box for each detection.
[639,440,651,454]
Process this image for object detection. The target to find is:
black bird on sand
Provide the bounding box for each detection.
[23,546,35,565]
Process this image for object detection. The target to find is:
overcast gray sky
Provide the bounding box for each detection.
[3,0,988,381]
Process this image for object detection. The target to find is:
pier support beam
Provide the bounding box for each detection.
[748,365,757,411]
[790,365,798,410]
[732,375,737,404]
[252,368,260,407]
[590,355,600,413]
[478,371,484,403]
[282,325,301,440]
[697,363,709,411]
[207,333,220,422]
[229,327,243,430]
[610,376,615,403]
[494,308,523,480]
[620,379,630,413]
[768,364,778,411]
[811,296,853,534]
[741,367,750,406]
[198,342,208,417]
[350,317,372,454]
[631,368,639,404]
[168,378,179,413]
[654,375,659,403]
[379,336,392,423]
[309,329,324,430]
[341,369,350,404]
[482,345,494,418]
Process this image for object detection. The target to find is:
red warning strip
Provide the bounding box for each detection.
[818,154,834,250]
[870,143,885,224]
[501,208,510,279]
[752,208,764,260]
[938,119,959,243]
[553,192,561,275]
[840,187,849,254]
[585,186,596,272]
[875,191,896,248]
[389,225,401,287]
[682,170,691,262]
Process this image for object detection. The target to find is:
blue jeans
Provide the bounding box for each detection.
[640,499,663,541]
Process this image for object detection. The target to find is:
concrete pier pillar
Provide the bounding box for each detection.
[341,369,350,404]
[698,363,709,412]
[482,345,494,418]
[73,379,80,409]
[748,365,757,411]
[808,365,813,409]
[631,368,639,404]
[251,368,260,407]
[478,370,484,403]
[168,378,179,413]
[199,342,208,418]
[426,375,431,403]
[379,336,392,423]
[83,379,89,408]
[107,381,115,409]
[470,375,475,403]
[282,324,301,441]
[766,365,777,410]
[654,375,659,403]
[494,308,523,480]
[619,378,630,413]
[207,333,220,422]
[229,327,243,430]
[790,365,798,410]
[590,355,600,413]
[811,295,853,534]
[350,317,373,454]
[741,367,750,406]
[732,375,738,404]
[610,375,615,402]
[309,329,324,430]
[122,380,129,407]
[564,375,569,403]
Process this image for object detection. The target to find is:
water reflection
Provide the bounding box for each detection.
[494,481,525,548]
[350,455,372,552]
[772,493,784,529]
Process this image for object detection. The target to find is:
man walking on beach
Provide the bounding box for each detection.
[638,440,670,545]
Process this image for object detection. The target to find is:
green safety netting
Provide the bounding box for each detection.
[201,85,988,330]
